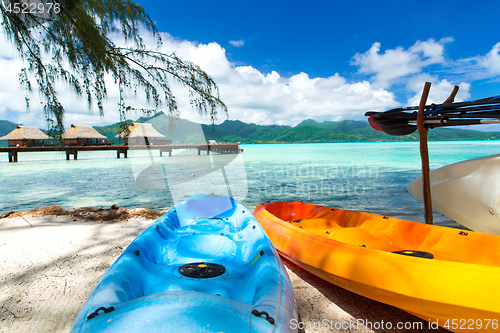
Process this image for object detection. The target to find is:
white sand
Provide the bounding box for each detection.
[0,214,447,333]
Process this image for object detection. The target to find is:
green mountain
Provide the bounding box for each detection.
[0,120,19,147]
[201,118,500,143]
[296,119,369,131]
[2,116,500,145]
[0,120,18,134]
[94,112,207,144]
[146,115,207,144]
[93,122,127,144]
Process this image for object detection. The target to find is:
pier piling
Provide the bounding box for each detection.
[0,143,239,162]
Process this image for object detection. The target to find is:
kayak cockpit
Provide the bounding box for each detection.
[73,195,296,333]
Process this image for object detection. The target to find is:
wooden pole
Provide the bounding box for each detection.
[443,86,459,104]
[417,82,433,224]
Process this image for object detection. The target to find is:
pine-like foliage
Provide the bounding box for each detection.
[0,0,227,134]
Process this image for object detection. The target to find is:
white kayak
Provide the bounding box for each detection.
[407,153,500,235]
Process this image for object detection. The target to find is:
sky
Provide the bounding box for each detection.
[1,0,500,129]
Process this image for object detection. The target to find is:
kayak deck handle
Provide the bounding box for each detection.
[87,306,115,320]
[251,309,275,325]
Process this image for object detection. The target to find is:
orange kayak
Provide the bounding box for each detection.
[254,201,500,332]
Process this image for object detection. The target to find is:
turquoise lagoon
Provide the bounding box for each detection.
[1,141,500,227]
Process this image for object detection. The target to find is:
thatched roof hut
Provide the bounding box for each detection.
[61,124,108,146]
[0,125,53,147]
[115,122,166,146]
[0,125,53,140]
[115,122,165,139]
[61,124,107,139]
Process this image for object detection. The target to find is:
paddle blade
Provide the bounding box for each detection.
[368,114,417,135]
[380,123,417,136]
[368,115,383,131]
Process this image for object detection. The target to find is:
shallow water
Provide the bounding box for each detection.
[1,141,499,227]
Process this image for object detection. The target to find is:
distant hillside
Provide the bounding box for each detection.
[0,120,19,147]
[201,118,500,143]
[93,122,127,144]
[0,120,18,136]
[2,116,500,145]
[296,119,370,131]
[145,114,207,144]
[94,112,207,144]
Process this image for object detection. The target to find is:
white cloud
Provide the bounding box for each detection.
[479,42,500,75]
[137,33,400,126]
[217,70,397,125]
[0,30,402,127]
[405,74,471,106]
[229,40,245,47]
[352,39,450,88]
[2,30,498,129]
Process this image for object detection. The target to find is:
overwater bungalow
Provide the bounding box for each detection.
[115,122,171,146]
[61,124,111,146]
[0,125,54,147]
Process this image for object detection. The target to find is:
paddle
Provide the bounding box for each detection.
[411,119,500,127]
[366,96,500,135]
[366,103,500,121]
[365,95,500,117]
[368,115,418,135]
[368,114,500,135]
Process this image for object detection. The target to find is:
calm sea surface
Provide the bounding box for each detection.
[1,141,499,227]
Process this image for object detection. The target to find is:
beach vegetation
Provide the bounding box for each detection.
[0,0,227,135]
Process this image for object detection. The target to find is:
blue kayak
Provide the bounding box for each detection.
[71,194,299,332]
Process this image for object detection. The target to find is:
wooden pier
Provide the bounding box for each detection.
[0,143,240,162]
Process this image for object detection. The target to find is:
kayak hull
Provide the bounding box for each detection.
[254,201,500,332]
[408,153,500,235]
[72,194,298,332]
[77,292,275,332]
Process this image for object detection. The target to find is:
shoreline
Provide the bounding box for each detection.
[0,205,164,222]
[0,212,448,332]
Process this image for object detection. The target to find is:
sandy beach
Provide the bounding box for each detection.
[0,212,447,333]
